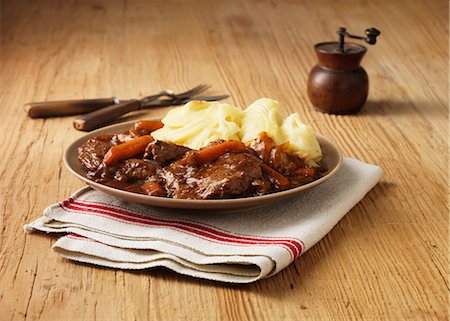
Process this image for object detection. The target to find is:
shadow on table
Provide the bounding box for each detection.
[359,99,440,117]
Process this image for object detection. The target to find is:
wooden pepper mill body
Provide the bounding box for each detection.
[307,42,368,114]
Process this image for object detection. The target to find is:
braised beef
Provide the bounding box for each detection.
[251,175,273,196]
[78,135,114,171]
[114,159,158,181]
[141,176,166,197]
[269,145,306,176]
[249,133,306,175]
[77,126,327,200]
[162,153,262,199]
[160,162,196,199]
[248,132,274,163]
[87,159,158,183]
[111,131,137,145]
[144,141,191,165]
[196,153,263,199]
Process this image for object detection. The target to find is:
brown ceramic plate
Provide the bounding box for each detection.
[64,120,343,210]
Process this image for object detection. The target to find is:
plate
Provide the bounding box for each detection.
[64,121,343,210]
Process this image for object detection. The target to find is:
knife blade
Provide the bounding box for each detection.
[143,95,230,107]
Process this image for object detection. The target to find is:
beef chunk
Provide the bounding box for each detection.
[111,131,137,145]
[141,176,166,197]
[160,162,195,199]
[248,132,275,163]
[114,159,158,181]
[248,133,308,177]
[251,175,273,196]
[269,146,306,176]
[88,158,158,183]
[162,153,262,199]
[196,153,263,199]
[144,141,190,165]
[78,135,114,171]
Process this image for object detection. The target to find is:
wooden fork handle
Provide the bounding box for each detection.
[24,98,122,118]
[73,100,141,131]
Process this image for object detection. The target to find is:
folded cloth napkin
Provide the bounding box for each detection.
[25,158,382,283]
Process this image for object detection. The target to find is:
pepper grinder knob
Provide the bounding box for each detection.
[365,28,381,44]
[337,27,381,52]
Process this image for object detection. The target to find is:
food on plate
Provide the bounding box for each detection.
[77,100,327,200]
[152,98,322,165]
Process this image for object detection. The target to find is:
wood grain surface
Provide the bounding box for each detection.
[0,0,448,320]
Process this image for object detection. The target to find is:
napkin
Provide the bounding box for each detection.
[25,158,382,283]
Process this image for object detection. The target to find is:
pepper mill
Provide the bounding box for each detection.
[307,27,381,114]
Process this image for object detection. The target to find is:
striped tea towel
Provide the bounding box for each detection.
[25,158,382,283]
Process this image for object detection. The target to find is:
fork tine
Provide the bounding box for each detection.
[139,84,209,105]
[175,84,210,98]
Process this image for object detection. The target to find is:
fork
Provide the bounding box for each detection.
[72,85,210,131]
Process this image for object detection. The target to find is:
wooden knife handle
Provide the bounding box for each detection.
[24,98,121,118]
[73,100,141,131]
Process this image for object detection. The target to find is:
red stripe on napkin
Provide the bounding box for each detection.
[67,233,87,239]
[60,199,303,260]
[67,233,96,242]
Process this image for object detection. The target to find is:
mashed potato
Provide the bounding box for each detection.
[151,100,243,150]
[239,98,285,145]
[151,98,322,165]
[281,113,322,166]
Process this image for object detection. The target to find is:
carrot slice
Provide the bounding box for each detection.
[104,135,153,165]
[261,163,290,190]
[134,120,164,133]
[189,141,246,165]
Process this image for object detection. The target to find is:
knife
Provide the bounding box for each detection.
[72,94,229,132]
[24,97,123,118]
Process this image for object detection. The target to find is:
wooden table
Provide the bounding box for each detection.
[1,0,447,320]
